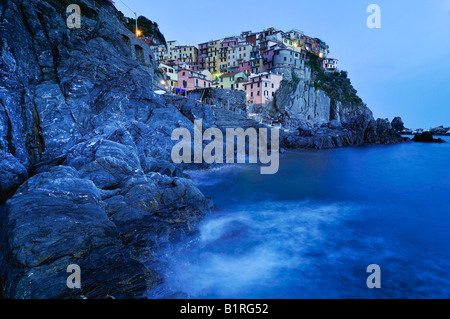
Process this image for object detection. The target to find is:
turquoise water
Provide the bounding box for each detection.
[164,137,450,299]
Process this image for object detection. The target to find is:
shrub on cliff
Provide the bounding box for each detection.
[306,52,363,106]
[126,16,166,46]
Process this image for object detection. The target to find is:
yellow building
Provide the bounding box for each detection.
[218,46,229,74]
[177,46,198,64]
[206,40,221,75]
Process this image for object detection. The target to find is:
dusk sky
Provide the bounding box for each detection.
[115,0,450,129]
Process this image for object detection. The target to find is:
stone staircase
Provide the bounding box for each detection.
[212,107,260,129]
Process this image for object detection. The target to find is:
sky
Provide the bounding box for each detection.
[114,0,450,129]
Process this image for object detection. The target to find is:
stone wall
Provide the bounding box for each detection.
[187,88,247,115]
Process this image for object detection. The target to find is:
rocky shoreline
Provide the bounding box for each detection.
[0,0,436,299]
[402,126,450,137]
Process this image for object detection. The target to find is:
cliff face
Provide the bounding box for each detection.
[269,56,403,149]
[271,77,332,127]
[0,0,215,299]
[270,66,373,128]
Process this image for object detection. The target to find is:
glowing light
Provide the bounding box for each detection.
[136,30,142,37]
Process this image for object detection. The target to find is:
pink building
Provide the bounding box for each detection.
[178,69,212,91]
[242,72,283,105]
[262,47,276,71]
[238,61,251,75]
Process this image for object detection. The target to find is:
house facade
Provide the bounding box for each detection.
[322,58,339,72]
[159,62,178,92]
[218,71,248,90]
[242,72,283,105]
[178,69,212,91]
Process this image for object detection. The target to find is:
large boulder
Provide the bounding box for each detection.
[0,166,156,299]
[412,132,446,143]
[391,117,405,132]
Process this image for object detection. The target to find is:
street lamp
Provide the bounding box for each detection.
[134,12,140,37]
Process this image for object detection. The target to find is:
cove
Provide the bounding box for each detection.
[158,137,450,299]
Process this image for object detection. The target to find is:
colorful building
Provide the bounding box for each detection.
[198,42,209,70]
[159,63,178,92]
[218,46,229,73]
[206,40,221,75]
[242,72,283,105]
[227,44,253,69]
[218,71,248,90]
[178,69,212,91]
[177,45,198,64]
[150,44,168,62]
[167,40,179,60]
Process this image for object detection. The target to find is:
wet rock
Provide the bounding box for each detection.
[391,117,405,132]
[412,132,446,143]
[328,119,342,130]
[0,0,213,299]
[0,166,156,299]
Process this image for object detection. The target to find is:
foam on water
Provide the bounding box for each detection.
[159,138,450,298]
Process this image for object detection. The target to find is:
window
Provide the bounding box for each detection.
[251,92,253,97]
[257,91,260,96]
[272,83,274,88]
[182,72,186,76]
[284,57,287,61]
[265,82,268,87]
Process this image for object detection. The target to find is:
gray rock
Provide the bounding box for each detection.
[391,117,405,132]
[0,166,155,299]
[0,0,214,299]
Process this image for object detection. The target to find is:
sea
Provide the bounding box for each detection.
[161,136,450,299]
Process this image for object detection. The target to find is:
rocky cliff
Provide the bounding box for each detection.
[268,54,405,148]
[0,0,408,299]
[0,0,217,298]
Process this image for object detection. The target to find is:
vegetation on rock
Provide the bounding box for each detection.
[305,52,363,105]
[126,16,166,45]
